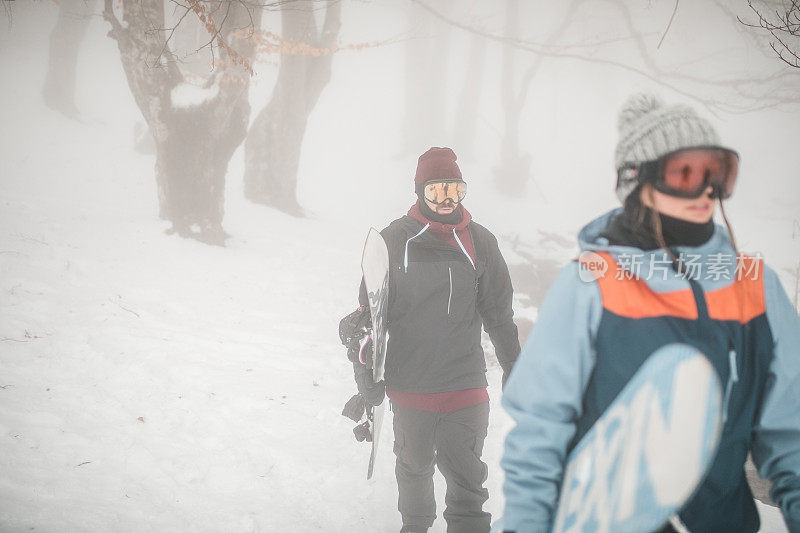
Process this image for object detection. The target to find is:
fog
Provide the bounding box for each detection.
[0,0,798,531]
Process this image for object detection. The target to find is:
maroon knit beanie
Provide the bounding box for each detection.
[414,147,463,185]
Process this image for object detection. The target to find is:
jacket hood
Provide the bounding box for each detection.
[577,208,741,293]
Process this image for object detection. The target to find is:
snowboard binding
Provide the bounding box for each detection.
[339,306,372,363]
[353,420,372,442]
[341,393,375,443]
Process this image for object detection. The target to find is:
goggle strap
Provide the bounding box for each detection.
[638,159,660,184]
[708,183,723,200]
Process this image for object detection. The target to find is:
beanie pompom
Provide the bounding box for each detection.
[618,93,663,133]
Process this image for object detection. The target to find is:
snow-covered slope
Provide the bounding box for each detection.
[0,98,515,531]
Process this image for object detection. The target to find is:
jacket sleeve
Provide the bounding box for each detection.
[752,266,800,533]
[476,231,521,374]
[500,261,602,533]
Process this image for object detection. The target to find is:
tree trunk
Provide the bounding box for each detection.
[454,33,486,156]
[404,1,452,154]
[244,0,341,216]
[495,0,579,198]
[105,0,261,244]
[494,0,529,196]
[154,100,249,244]
[43,0,99,117]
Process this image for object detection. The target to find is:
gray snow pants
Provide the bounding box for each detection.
[391,401,491,533]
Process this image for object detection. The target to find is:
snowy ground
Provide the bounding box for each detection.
[0,113,789,532]
[1,3,796,532]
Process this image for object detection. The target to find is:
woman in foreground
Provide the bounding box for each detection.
[500,93,800,533]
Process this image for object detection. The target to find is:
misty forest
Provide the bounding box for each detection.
[1,0,799,531]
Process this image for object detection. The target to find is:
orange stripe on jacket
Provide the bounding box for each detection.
[579,252,698,320]
[578,253,766,322]
[705,256,766,324]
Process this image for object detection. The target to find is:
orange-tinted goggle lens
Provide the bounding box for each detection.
[659,147,739,199]
[423,181,467,204]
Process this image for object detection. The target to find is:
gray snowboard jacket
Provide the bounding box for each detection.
[359,214,520,394]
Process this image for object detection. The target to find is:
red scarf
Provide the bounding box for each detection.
[407,202,476,265]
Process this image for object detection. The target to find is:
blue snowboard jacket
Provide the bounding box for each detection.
[500,209,800,533]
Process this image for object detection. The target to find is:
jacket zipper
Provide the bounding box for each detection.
[447,266,453,315]
[722,345,739,425]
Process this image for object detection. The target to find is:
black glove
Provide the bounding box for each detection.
[341,393,366,422]
[500,359,515,390]
[362,379,386,407]
[339,306,372,363]
[353,362,385,407]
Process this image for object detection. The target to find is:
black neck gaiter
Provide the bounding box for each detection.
[417,198,463,225]
[601,193,715,250]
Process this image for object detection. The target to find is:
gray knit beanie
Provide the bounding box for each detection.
[614,93,720,203]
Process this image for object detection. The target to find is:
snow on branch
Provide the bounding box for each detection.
[171,78,220,108]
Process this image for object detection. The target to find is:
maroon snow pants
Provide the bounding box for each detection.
[391,401,491,533]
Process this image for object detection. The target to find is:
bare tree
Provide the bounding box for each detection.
[740,0,800,68]
[104,0,263,245]
[453,31,486,156]
[243,0,341,216]
[43,0,100,118]
[495,0,579,196]
[403,0,453,154]
[414,0,800,113]
[495,0,528,196]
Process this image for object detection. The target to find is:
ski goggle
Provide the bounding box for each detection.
[617,147,740,199]
[423,180,467,204]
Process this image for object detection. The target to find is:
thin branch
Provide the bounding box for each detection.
[153,4,193,67]
[740,0,800,68]
[112,299,141,318]
[657,0,680,49]
[411,0,800,112]
[187,0,255,75]
[236,0,258,39]
[410,0,722,111]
